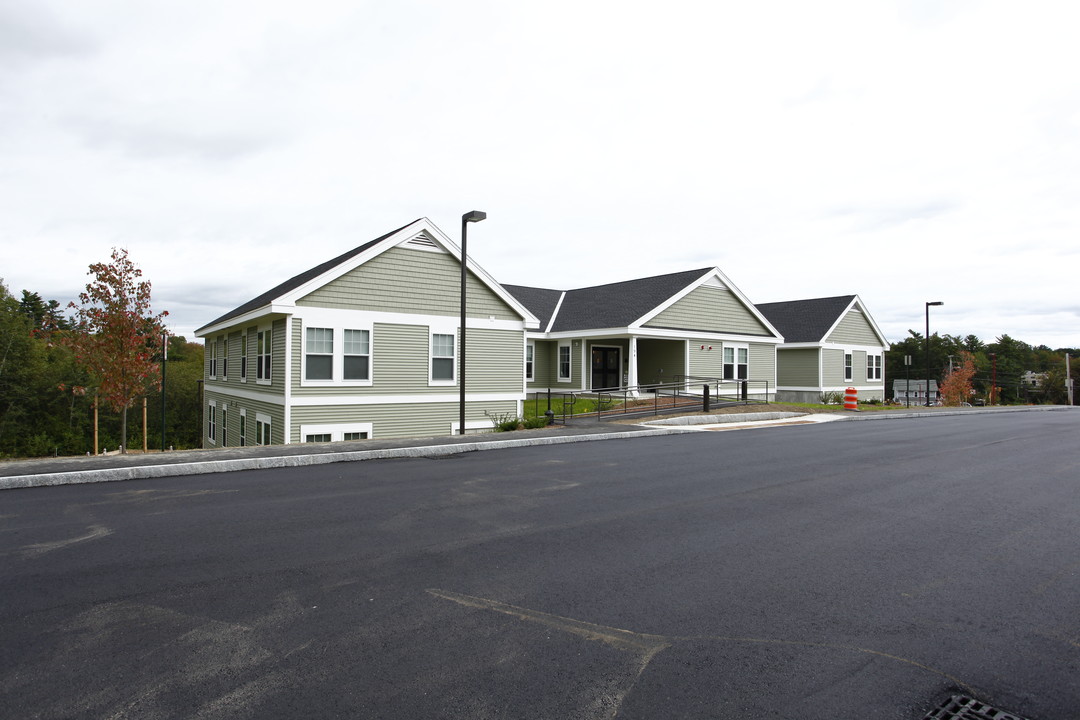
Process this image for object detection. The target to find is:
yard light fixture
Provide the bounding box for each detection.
[460,210,487,435]
[925,301,943,407]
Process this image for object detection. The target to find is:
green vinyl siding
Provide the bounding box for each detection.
[748,342,775,383]
[290,399,519,441]
[296,246,520,321]
[205,391,285,446]
[527,340,557,389]
[292,321,523,397]
[688,340,724,378]
[644,285,771,335]
[826,310,880,346]
[776,348,820,386]
[823,348,846,386]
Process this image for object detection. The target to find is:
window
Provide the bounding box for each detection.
[207,402,217,442]
[867,354,882,381]
[431,332,456,382]
[221,407,228,446]
[257,329,272,382]
[209,340,217,378]
[305,433,332,443]
[221,337,228,380]
[305,327,334,380]
[723,346,748,380]
[343,431,369,441]
[558,343,571,381]
[344,329,370,380]
[256,413,271,446]
[239,411,246,446]
[240,334,247,380]
[300,422,373,442]
[525,342,535,381]
[844,352,853,382]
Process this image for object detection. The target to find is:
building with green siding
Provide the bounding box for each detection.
[195,218,539,446]
[504,268,785,402]
[756,295,891,404]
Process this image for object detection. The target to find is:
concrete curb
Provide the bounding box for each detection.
[644,411,805,426]
[833,405,1075,421]
[0,427,695,490]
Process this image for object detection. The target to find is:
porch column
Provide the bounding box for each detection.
[628,336,639,397]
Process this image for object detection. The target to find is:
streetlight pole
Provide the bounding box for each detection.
[990,352,997,405]
[460,210,487,435]
[925,301,943,407]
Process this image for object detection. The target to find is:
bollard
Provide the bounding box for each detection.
[703,384,711,413]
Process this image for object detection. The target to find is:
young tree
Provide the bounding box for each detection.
[66,249,168,453]
[939,350,976,406]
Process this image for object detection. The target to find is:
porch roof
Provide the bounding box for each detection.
[504,268,711,333]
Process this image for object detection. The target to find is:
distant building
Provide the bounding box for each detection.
[892,379,939,405]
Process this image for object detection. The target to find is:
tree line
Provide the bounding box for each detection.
[0,250,203,459]
[886,331,1076,405]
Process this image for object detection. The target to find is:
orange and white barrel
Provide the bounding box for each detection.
[844,387,858,411]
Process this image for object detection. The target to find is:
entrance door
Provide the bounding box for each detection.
[591,347,621,390]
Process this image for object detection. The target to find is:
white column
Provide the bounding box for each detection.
[628,336,639,397]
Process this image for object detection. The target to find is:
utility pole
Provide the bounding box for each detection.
[1067,354,1074,406]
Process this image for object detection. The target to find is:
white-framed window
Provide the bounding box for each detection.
[257,328,272,383]
[723,345,748,380]
[431,331,456,384]
[299,422,374,443]
[207,400,217,443]
[208,340,217,379]
[240,333,248,381]
[525,342,535,381]
[557,343,571,381]
[867,353,882,381]
[298,319,373,386]
[239,409,246,446]
[844,352,853,382]
[343,329,370,381]
[221,337,228,380]
[221,406,228,446]
[305,327,334,380]
[256,412,271,446]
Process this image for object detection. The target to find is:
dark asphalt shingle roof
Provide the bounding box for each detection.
[755,295,856,343]
[505,268,713,332]
[197,221,416,333]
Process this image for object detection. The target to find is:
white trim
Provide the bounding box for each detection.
[202,385,286,405]
[290,392,524,407]
[545,291,567,333]
[557,341,572,381]
[530,326,783,344]
[283,317,292,444]
[429,325,457,387]
[843,349,854,383]
[525,340,535,382]
[450,419,494,435]
[300,422,374,442]
[295,306,526,333]
[630,267,785,341]
[206,398,218,445]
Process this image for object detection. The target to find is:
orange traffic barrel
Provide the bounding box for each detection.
[844,387,858,411]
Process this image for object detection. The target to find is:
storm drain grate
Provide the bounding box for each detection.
[923,695,1030,720]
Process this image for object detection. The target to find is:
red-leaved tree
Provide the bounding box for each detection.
[939,350,976,407]
[66,248,168,453]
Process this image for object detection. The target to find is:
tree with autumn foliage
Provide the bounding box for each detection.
[66,249,168,453]
[939,350,976,406]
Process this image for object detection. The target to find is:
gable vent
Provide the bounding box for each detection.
[402,231,445,253]
[702,276,727,289]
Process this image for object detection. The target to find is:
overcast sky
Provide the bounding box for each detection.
[3,1,1078,348]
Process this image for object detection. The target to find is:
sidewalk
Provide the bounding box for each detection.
[2,405,1073,490]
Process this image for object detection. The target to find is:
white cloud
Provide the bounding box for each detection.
[1,0,1077,349]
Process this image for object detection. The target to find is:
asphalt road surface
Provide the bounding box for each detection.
[2,411,1078,719]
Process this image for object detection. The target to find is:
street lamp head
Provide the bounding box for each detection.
[463,210,487,224]
[926,301,944,307]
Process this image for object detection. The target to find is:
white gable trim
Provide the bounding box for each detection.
[629,267,784,340]
[820,296,890,348]
[275,218,540,328]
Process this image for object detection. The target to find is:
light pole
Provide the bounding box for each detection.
[460,210,487,435]
[990,352,997,405]
[925,301,943,407]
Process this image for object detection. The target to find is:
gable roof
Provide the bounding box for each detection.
[506,268,714,332]
[196,218,538,336]
[756,295,860,344]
